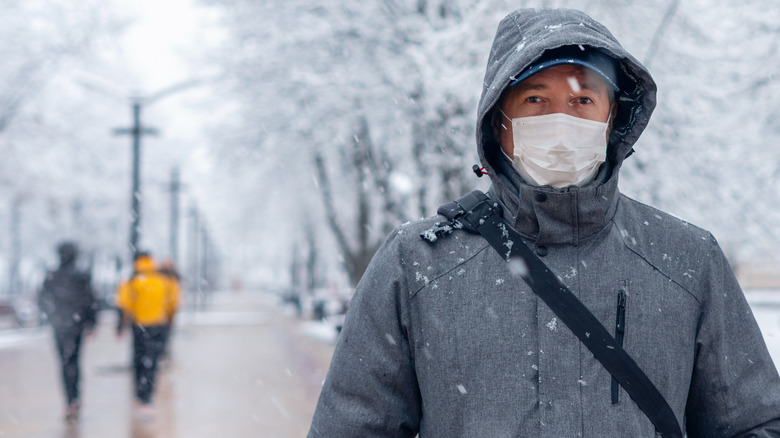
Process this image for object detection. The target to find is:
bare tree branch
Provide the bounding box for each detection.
[313,151,356,271]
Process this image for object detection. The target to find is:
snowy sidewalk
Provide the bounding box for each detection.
[1,288,778,437]
[0,291,335,438]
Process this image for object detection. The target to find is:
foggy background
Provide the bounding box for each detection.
[1,0,778,301]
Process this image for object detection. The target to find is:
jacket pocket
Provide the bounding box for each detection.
[612,286,627,404]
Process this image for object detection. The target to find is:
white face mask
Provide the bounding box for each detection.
[502,112,608,188]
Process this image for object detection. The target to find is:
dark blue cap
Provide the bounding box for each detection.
[510,46,620,92]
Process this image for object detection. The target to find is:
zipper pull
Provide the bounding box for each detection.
[616,290,626,336]
[612,289,627,404]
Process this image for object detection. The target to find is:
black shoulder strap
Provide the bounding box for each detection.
[434,190,682,438]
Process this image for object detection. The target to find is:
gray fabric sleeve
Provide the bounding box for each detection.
[308,229,421,437]
[684,236,780,437]
[733,418,780,438]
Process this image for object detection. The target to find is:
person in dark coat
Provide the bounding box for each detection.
[38,241,97,421]
[157,258,181,361]
[308,7,780,437]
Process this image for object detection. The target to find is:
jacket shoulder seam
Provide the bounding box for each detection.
[610,219,702,305]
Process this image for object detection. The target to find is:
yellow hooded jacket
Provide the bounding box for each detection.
[116,255,179,327]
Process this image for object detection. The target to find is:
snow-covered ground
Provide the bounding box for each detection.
[0,327,47,349]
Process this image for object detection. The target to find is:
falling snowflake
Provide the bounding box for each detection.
[508,257,528,277]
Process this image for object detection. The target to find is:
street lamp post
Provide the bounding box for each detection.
[80,76,209,266]
[113,100,158,259]
[95,78,203,263]
[169,167,181,265]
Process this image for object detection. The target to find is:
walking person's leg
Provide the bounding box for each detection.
[139,325,166,403]
[55,330,83,419]
[132,325,165,418]
[132,325,149,404]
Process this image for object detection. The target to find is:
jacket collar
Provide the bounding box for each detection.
[490,162,620,246]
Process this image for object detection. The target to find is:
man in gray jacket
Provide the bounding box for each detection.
[309,8,780,437]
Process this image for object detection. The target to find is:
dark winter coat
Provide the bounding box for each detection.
[38,264,97,335]
[309,8,780,437]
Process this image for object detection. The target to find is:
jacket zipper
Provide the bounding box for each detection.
[612,288,627,404]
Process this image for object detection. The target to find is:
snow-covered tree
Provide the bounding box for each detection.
[0,0,126,292]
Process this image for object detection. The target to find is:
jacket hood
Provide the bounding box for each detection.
[477,8,656,185]
[133,255,157,273]
[475,8,657,246]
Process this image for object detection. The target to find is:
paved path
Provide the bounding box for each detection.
[0,291,336,438]
[3,289,778,438]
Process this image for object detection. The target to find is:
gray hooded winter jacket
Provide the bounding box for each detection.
[309,8,780,437]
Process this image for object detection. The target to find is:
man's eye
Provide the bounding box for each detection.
[526,96,543,103]
[577,97,593,104]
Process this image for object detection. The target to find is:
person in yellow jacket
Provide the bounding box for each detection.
[116,251,179,417]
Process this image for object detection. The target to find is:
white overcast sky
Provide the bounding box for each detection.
[115,0,224,93]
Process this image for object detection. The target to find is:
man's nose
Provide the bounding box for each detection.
[547,99,576,116]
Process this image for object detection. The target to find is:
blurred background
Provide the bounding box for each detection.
[0,0,779,306]
[0,0,778,436]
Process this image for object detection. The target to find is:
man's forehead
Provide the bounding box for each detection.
[507,46,620,92]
